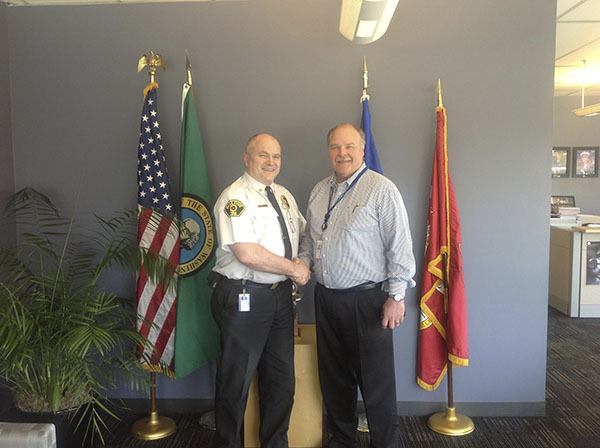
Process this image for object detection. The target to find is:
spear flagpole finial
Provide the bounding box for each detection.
[361,56,370,102]
[185,52,193,86]
[437,78,443,108]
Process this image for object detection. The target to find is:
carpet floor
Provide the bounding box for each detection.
[3,308,599,447]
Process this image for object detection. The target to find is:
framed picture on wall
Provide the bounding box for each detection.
[552,147,570,178]
[572,147,599,178]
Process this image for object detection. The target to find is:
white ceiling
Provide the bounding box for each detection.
[0,0,229,5]
[1,0,596,99]
[556,0,600,97]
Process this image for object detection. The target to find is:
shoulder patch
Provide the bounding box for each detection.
[224,199,245,217]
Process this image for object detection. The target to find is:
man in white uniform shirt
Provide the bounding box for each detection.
[210,133,310,448]
[299,124,416,448]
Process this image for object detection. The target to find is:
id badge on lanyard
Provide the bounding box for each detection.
[315,239,323,260]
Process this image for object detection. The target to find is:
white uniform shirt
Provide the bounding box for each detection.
[213,172,306,284]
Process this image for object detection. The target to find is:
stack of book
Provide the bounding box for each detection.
[551,206,580,223]
[559,206,580,217]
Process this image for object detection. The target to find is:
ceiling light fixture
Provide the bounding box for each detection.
[572,89,600,117]
[572,61,600,117]
[339,0,400,45]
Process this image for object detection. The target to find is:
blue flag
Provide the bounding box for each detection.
[361,98,383,174]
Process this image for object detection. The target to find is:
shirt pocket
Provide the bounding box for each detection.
[253,207,279,237]
[343,203,378,232]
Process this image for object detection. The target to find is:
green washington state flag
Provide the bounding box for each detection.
[174,76,220,378]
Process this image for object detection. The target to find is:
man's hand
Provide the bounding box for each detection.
[230,244,311,284]
[290,258,310,285]
[381,297,406,329]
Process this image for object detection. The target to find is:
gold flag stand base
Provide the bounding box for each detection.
[131,410,177,440]
[131,372,177,440]
[427,407,474,436]
[427,361,475,437]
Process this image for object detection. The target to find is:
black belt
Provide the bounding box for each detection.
[212,272,289,290]
[318,281,383,294]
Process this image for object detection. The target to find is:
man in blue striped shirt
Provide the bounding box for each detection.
[299,123,416,448]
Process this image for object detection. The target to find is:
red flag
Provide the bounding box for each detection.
[417,100,469,391]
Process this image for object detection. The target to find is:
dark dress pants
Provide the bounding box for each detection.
[315,284,399,448]
[211,280,295,448]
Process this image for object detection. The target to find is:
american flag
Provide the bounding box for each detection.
[135,84,180,373]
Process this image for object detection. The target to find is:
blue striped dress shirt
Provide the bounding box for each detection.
[299,164,416,297]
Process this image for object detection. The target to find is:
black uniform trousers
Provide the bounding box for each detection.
[211,278,295,448]
[315,283,399,448]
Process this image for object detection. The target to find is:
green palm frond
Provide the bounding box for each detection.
[0,188,156,445]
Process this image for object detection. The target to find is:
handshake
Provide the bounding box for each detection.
[290,258,310,285]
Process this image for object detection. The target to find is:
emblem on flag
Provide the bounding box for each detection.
[178,194,215,277]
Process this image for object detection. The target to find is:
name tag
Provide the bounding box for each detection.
[239,293,250,312]
[315,239,323,260]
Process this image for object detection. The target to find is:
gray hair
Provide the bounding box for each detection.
[326,123,365,146]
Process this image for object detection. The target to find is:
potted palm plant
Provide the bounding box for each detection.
[0,187,150,445]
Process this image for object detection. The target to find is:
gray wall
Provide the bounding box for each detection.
[5,0,555,411]
[553,95,600,215]
[0,5,15,247]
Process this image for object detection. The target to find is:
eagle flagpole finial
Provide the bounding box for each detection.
[137,50,166,84]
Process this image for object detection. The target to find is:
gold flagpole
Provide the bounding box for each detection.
[427,80,474,437]
[131,50,176,441]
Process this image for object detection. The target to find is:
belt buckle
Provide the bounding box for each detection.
[270,282,279,290]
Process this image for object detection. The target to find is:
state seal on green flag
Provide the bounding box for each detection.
[179,194,215,277]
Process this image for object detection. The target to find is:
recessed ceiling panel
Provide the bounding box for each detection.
[556,22,600,60]
[557,0,589,18]
[555,61,600,88]
[556,35,600,68]
[559,0,600,21]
